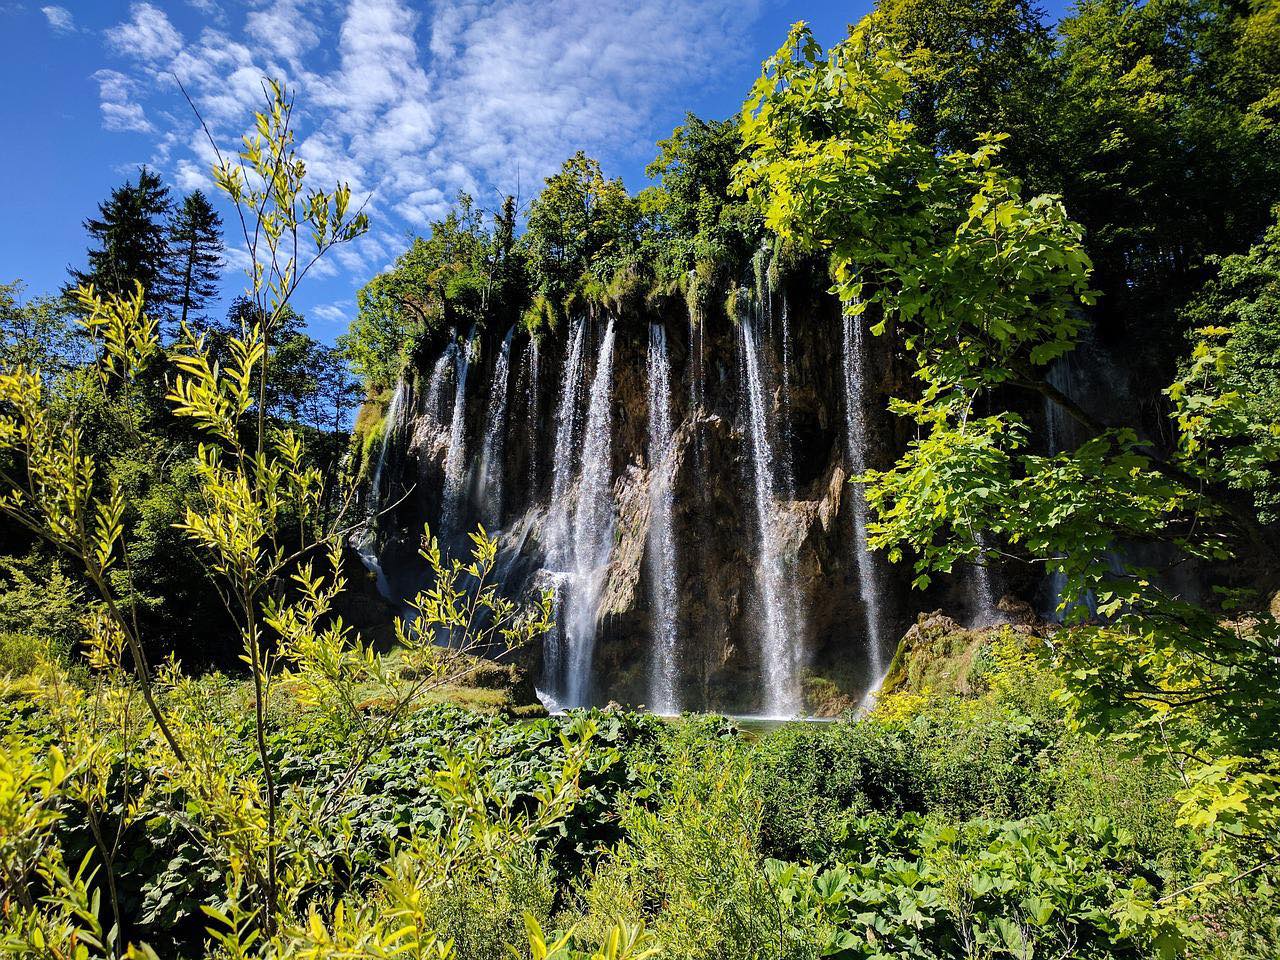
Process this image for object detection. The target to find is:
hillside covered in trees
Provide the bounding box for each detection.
[2,0,1280,957]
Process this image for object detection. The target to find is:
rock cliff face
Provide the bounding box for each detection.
[359,276,1010,715]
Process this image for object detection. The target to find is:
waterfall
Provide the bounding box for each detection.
[776,294,795,496]
[368,378,408,519]
[356,378,409,601]
[546,318,588,565]
[841,311,889,685]
[525,338,540,502]
[564,318,617,707]
[780,295,793,479]
[542,318,589,693]
[970,532,1001,626]
[477,327,515,529]
[741,317,802,716]
[412,343,455,454]
[646,325,680,714]
[423,345,453,424]
[441,327,476,539]
[688,309,702,412]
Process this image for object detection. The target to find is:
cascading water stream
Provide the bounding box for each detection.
[368,378,407,519]
[546,319,588,565]
[424,347,453,422]
[781,295,793,432]
[841,311,888,687]
[355,378,410,599]
[564,318,617,707]
[442,326,476,539]
[741,317,802,717]
[646,325,680,714]
[969,532,1001,626]
[477,327,514,528]
[542,318,588,692]
[525,338,540,500]
[412,344,455,453]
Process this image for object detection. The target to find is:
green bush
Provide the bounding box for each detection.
[573,736,816,960]
[0,552,85,650]
[0,631,54,676]
[780,813,1175,959]
[751,698,1057,861]
[752,718,923,861]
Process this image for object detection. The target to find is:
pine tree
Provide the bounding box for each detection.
[168,190,225,331]
[68,167,174,314]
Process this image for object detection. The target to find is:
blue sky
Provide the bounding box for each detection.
[0,0,1072,344]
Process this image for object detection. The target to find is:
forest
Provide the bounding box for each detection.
[2,0,1280,957]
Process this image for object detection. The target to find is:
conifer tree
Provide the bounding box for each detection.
[68,167,174,316]
[168,189,224,331]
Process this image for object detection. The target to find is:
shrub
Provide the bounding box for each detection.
[779,813,1176,959]
[574,736,817,960]
[752,697,1057,861]
[0,632,56,677]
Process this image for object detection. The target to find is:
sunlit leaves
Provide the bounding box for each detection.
[72,282,159,386]
[736,15,1280,912]
[735,21,1094,391]
[210,79,369,337]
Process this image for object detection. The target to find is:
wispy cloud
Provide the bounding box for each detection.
[311,301,353,327]
[40,5,74,33]
[93,69,154,133]
[106,2,184,61]
[95,0,762,288]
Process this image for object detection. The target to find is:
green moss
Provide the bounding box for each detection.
[521,292,560,336]
[801,675,855,717]
[724,284,752,324]
[879,614,993,698]
[683,257,722,325]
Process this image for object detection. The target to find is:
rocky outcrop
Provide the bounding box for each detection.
[361,274,1016,715]
[879,608,1053,699]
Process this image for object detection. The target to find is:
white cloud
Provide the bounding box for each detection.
[106,2,184,61]
[41,5,74,33]
[310,301,352,326]
[246,0,319,62]
[95,0,763,295]
[92,69,154,133]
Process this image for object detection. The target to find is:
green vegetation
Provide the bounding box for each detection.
[3,0,1280,956]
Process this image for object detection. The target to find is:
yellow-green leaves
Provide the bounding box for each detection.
[735,22,1094,391]
[72,282,159,385]
[205,79,369,339]
[169,324,266,445]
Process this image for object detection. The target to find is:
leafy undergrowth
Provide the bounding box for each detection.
[5,631,1277,958]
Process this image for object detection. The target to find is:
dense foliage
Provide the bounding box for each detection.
[4,0,1280,956]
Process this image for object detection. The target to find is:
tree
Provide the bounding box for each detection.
[68,167,174,319]
[1179,210,1280,522]
[167,190,224,332]
[640,114,757,281]
[1051,0,1280,374]
[344,193,520,389]
[869,0,1058,187]
[0,280,82,374]
[221,295,325,424]
[736,21,1280,938]
[520,152,638,307]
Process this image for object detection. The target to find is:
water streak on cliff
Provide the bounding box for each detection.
[646,325,680,713]
[841,311,888,683]
[564,318,617,707]
[441,327,476,539]
[477,327,514,528]
[741,317,802,716]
